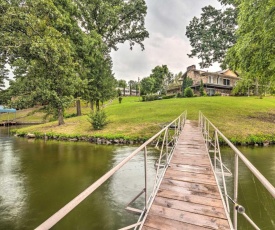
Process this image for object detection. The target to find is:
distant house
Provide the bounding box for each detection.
[182,65,240,96]
[117,87,138,96]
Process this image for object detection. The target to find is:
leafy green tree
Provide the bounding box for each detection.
[232,76,253,96]
[186,0,237,68]
[77,0,149,111]
[182,77,193,95]
[0,0,149,124]
[75,0,149,51]
[128,80,135,96]
[0,89,11,105]
[226,0,275,98]
[199,80,205,96]
[140,77,155,95]
[149,65,173,94]
[118,79,127,96]
[184,87,194,97]
[85,55,116,111]
[0,0,93,125]
[0,63,8,90]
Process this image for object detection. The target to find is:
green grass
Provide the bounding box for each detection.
[11,96,275,144]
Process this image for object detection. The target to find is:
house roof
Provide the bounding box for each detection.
[200,71,240,79]
[182,65,240,79]
[0,108,16,113]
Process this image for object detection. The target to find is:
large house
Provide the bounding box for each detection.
[182,65,240,96]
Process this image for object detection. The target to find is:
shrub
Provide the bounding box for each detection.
[118,97,122,103]
[184,87,194,97]
[162,94,176,99]
[199,80,205,96]
[88,110,108,130]
[176,92,182,98]
[141,94,160,101]
[64,113,77,118]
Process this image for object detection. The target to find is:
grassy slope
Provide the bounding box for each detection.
[11,96,275,143]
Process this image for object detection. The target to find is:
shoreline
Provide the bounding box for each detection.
[12,130,275,147]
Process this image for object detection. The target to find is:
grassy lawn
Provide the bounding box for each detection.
[10,96,275,143]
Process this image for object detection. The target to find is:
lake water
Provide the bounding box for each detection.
[0,127,274,229]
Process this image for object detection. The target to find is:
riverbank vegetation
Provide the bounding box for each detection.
[7,96,275,145]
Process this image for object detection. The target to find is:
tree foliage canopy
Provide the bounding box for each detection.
[0,0,149,124]
[186,0,237,68]
[75,0,149,51]
[140,65,173,95]
[226,0,275,77]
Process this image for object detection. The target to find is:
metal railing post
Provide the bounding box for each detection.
[214,130,217,172]
[144,147,148,210]
[234,153,239,230]
[165,127,168,165]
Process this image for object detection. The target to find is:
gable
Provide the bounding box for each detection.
[222,70,238,77]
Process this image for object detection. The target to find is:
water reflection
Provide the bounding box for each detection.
[0,136,27,230]
[219,146,275,230]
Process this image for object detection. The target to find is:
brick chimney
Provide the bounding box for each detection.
[187,65,196,72]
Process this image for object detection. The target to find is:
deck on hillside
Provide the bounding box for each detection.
[142,120,231,230]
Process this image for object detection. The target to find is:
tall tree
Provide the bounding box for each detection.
[186,0,237,68]
[226,0,275,97]
[75,0,149,51]
[149,65,173,94]
[128,80,135,96]
[75,0,149,111]
[140,77,155,95]
[0,0,101,125]
[118,79,127,96]
[0,63,8,90]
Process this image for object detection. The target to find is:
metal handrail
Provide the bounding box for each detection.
[35,111,187,230]
[199,111,275,230]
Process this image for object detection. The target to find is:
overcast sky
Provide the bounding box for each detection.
[111,0,221,82]
[4,0,221,88]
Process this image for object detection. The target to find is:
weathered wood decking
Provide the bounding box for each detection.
[142,120,231,230]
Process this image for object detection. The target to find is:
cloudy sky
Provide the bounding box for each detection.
[111,0,222,82]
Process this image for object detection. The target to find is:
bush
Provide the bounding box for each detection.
[141,94,160,101]
[176,92,182,98]
[162,94,176,99]
[184,87,194,97]
[142,94,177,101]
[118,97,122,103]
[88,110,108,130]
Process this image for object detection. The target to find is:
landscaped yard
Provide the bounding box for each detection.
[8,96,275,143]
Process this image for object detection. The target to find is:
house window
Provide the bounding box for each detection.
[208,76,213,83]
[223,79,230,86]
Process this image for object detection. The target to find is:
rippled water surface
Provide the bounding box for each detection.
[0,127,274,229]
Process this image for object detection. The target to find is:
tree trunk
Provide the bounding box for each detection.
[76,99,82,116]
[130,84,132,96]
[58,107,65,125]
[96,99,100,111]
[255,78,259,96]
[90,99,94,111]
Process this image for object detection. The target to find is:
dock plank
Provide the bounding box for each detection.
[143,215,207,230]
[153,197,227,219]
[147,205,229,230]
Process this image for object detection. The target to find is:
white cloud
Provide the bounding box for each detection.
[111,0,222,82]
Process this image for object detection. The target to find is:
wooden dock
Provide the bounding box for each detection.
[142,120,231,230]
